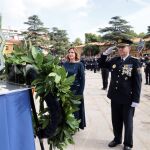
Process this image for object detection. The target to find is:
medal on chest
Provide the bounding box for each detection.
[112,64,116,69]
[122,64,133,77]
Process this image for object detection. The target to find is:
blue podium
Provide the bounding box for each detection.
[0,82,35,150]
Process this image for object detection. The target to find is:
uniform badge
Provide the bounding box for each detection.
[112,64,116,69]
[122,64,133,77]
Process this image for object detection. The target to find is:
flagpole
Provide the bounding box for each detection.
[29,89,45,150]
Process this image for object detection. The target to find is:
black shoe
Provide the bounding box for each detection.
[108,140,121,147]
[123,146,132,150]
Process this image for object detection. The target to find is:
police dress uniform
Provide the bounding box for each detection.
[99,39,142,148]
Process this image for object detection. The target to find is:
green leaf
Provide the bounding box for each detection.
[56,67,67,81]
[48,72,57,77]
[31,46,38,59]
[48,72,61,84]
[35,53,44,66]
[21,56,34,63]
[65,75,75,86]
[55,74,61,83]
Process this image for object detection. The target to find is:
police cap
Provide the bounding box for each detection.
[117,38,133,47]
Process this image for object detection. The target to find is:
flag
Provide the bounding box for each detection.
[0,89,35,150]
[136,39,145,52]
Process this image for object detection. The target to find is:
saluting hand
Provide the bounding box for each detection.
[103,46,116,55]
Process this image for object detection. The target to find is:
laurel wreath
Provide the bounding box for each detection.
[4,41,80,150]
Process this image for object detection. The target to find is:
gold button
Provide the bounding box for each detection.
[118,75,120,77]
[116,81,118,83]
[115,87,118,90]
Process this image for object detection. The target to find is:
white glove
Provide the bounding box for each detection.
[103,46,116,55]
[131,102,139,107]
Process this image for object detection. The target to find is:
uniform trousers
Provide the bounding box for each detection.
[101,68,109,89]
[111,101,135,148]
[145,70,150,84]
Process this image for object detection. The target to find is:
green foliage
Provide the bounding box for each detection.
[83,44,100,56]
[147,26,150,34]
[98,16,133,42]
[48,27,70,56]
[137,32,146,38]
[72,38,83,46]
[23,15,50,48]
[85,33,101,43]
[5,41,81,150]
[143,26,150,39]
[145,41,150,49]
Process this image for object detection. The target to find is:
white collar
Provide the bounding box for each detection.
[122,54,129,61]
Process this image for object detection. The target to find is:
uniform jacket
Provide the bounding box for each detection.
[144,60,150,72]
[99,54,142,104]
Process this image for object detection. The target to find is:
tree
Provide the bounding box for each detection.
[72,38,82,46]
[49,27,70,56]
[147,26,150,34]
[144,26,150,38]
[137,32,146,38]
[83,44,100,56]
[98,16,133,42]
[23,15,50,49]
[144,26,150,49]
[85,33,101,43]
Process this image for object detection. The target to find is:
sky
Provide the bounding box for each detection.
[0,0,150,42]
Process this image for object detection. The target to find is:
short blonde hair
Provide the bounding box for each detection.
[66,47,80,61]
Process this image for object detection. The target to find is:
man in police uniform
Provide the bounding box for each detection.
[144,56,150,85]
[99,38,142,150]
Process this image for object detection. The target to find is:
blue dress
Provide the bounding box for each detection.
[63,61,86,129]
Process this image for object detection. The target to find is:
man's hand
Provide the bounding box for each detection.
[131,102,139,107]
[103,46,116,55]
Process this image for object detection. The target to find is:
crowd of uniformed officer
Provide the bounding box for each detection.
[80,57,99,71]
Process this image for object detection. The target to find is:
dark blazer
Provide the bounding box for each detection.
[99,54,142,104]
[145,60,150,72]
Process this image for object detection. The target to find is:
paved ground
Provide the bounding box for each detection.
[35,69,150,150]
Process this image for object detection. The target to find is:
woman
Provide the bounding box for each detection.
[63,47,86,129]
